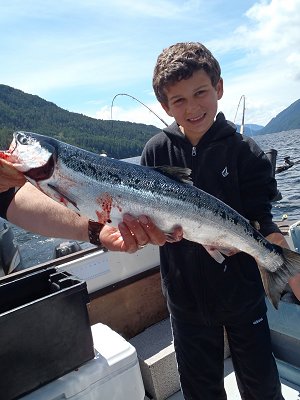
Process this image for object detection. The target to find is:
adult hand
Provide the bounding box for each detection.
[0,158,26,192]
[100,214,183,253]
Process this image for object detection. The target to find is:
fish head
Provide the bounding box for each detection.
[5,131,57,182]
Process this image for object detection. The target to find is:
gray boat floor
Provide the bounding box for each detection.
[145,357,300,399]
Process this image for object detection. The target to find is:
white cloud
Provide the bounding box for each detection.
[243,0,300,54]
[213,0,300,125]
[2,0,300,127]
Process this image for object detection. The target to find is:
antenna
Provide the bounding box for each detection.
[110,93,168,127]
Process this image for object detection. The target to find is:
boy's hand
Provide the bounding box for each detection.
[204,245,239,257]
[266,232,300,302]
[0,158,26,192]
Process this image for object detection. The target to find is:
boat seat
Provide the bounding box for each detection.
[130,318,230,400]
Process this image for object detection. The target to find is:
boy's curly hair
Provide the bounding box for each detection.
[153,42,221,104]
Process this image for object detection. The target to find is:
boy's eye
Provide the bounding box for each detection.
[174,98,184,104]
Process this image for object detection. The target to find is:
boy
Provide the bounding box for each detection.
[141,42,285,399]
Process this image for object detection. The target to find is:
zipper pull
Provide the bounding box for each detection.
[192,146,197,156]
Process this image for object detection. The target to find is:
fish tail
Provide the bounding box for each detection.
[263,246,300,309]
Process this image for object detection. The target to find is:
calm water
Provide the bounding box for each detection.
[10,129,300,269]
[255,129,300,221]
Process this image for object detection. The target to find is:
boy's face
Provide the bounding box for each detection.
[161,70,223,144]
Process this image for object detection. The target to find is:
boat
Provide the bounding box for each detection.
[0,217,299,399]
[276,156,300,174]
[0,158,299,399]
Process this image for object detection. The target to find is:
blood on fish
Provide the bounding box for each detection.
[95,193,113,224]
[0,152,11,160]
[59,196,69,206]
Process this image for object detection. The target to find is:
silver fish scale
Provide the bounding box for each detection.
[59,141,199,203]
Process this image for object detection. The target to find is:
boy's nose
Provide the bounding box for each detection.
[186,98,200,113]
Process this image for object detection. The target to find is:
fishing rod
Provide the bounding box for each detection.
[110,93,168,127]
[233,95,246,135]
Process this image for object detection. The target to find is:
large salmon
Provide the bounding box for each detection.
[2,131,300,308]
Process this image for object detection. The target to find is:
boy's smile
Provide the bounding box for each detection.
[161,70,223,145]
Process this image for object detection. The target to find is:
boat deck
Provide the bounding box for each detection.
[161,359,300,399]
[134,315,300,400]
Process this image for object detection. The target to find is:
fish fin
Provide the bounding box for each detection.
[261,246,300,309]
[165,231,181,243]
[47,183,79,211]
[153,166,193,185]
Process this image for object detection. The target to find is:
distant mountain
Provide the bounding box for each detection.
[246,123,264,132]
[236,123,264,136]
[0,84,160,159]
[256,99,300,135]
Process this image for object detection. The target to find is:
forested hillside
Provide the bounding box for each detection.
[1,85,300,158]
[0,85,161,158]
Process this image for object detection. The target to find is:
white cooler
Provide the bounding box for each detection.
[21,323,145,400]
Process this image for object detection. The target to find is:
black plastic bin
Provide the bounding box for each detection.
[0,267,95,399]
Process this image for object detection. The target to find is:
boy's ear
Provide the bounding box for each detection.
[216,78,224,100]
[161,102,173,117]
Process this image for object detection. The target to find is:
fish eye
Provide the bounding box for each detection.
[16,132,29,145]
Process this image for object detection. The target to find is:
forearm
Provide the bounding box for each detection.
[6,182,90,242]
[5,183,183,254]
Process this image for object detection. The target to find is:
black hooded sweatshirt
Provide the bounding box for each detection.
[141,112,280,325]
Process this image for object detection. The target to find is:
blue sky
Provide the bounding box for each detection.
[1,0,300,128]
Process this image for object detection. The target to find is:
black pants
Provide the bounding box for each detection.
[171,314,284,400]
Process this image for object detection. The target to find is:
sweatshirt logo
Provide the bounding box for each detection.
[253,317,263,325]
[222,167,229,177]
